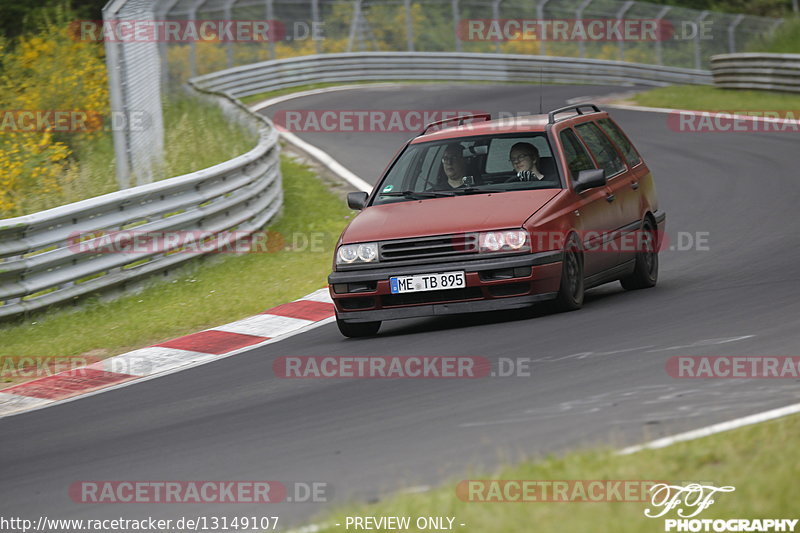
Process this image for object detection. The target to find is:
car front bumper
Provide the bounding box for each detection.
[328,251,563,323]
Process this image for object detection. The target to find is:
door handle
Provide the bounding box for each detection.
[606,194,615,203]
[631,181,640,190]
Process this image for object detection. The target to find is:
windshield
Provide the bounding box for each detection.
[372,133,562,205]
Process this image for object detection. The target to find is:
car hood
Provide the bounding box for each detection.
[342,189,561,243]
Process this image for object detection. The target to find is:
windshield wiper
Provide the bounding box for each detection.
[453,186,505,195]
[379,190,456,199]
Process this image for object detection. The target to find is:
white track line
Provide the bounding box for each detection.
[618,402,800,455]
[278,129,372,193]
[288,403,800,532]
[249,84,421,193]
[250,83,410,113]
[567,94,800,127]
[605,102,800,127]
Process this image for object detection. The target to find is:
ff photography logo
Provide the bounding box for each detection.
[645,483,798,532]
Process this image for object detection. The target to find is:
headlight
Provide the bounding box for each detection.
[337,242,379,265]
[479,230,529,253]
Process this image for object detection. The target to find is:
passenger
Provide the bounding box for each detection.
[509,142,545,181]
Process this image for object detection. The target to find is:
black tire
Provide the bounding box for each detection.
[336,317,381,338]
[553,235,584,312]
[620,218,658,290]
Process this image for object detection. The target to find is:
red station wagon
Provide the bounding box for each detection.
[328,104,666,337]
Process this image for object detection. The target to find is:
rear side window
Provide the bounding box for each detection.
[559,129,595,181]
[575,122,626,177]
[598,118,642,166]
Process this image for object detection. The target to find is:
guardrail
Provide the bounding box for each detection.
[711,53,800,93]
[191,52,713,99]
[0,90,282,320]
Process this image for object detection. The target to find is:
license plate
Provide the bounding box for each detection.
[389,271,466,294]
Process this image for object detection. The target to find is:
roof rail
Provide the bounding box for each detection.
[547,104,601,125]
[421,113,492,135]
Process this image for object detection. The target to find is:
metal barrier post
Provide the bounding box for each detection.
[492,0,502,53]
[103,0,165,188]
[347,0,362,52]
[453,0,462,52]
[538,0,552,56]
[224,0,239,68]
[266,0,276,59]
[404,0,415,51]
[312,0,322,54]
[693,10,709,70]
[654,5,670,65]
[188,0,208,78]
[576,0,593,59]
[103,1,131,189]
[157,0,181,89]
[616,0,634,61]
[727,14,744,54]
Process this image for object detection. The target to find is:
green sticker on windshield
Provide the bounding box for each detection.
[382,185,394,193]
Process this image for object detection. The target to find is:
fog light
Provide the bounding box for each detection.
[348,282,376,293]
[513,266,532,278]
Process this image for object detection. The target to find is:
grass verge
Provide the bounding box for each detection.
[0,155,352,387]
[748,18,800,54]
[630,85,800,115]
[1,94,258,218]
[310,414,800,532]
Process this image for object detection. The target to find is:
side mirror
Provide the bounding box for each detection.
[347,191,368,210]
[574,168,606,193]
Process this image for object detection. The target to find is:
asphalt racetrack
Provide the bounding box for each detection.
[1,84,799,528]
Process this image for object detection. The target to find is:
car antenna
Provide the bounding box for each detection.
[538,66,543,115]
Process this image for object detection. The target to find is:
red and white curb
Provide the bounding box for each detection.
[0,288,334,418]
[0,85,384,420]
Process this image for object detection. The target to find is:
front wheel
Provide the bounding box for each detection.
[336,317,381,338]
[553,236,584,312]
[620,219,658,290]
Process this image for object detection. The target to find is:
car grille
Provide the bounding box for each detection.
[381,287,483,307]
[379,233,479,263]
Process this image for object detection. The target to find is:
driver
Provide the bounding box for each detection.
[509,142,545,181]
[441,144,470,188]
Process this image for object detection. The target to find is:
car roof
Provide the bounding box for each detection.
[411,106,608,144]
[412,114,549,144]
